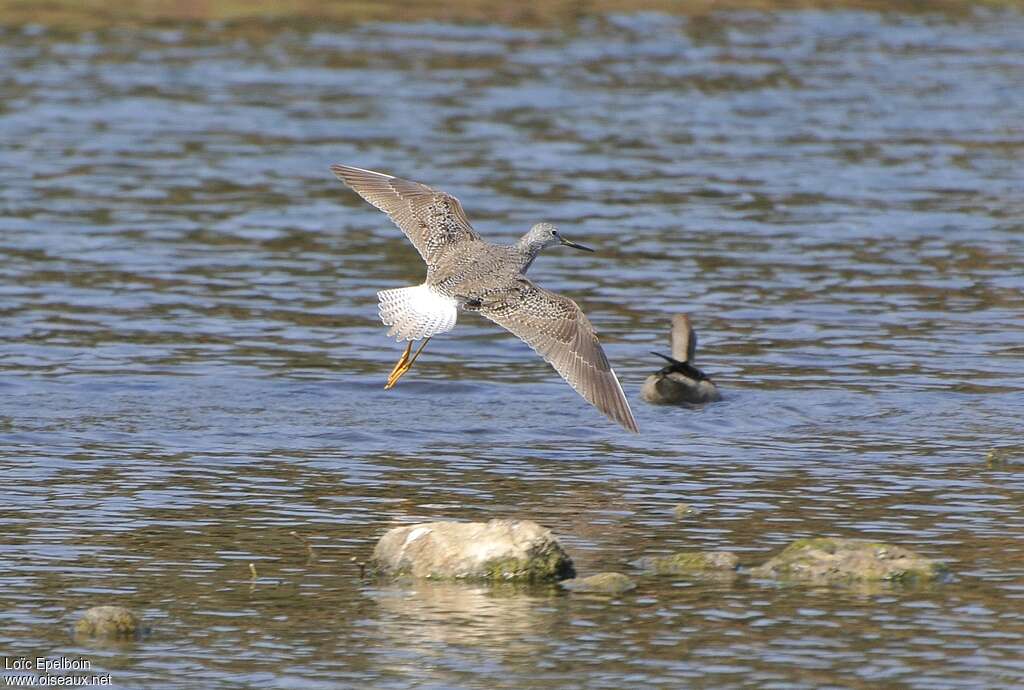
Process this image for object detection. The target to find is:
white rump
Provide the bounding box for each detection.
[377,285,458,341]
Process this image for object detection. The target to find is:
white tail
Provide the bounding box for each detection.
[377,285,458,341]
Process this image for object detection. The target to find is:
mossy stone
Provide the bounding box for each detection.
[372,519,575,583]
[750,537,948,585]
[74,606,143,640]
[634,550,739,575]
[560,572,637,594]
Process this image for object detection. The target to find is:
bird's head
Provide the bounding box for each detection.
[521,222,594,254]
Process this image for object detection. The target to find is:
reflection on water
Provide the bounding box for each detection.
[2,8,1024,689]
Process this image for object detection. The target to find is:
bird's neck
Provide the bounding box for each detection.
[513,239,544,273]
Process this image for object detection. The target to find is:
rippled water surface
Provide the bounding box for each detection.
[3,9,1024,689]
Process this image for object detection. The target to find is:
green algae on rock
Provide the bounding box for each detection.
[633,550,739,576]
[749,537,948,585]
[372,519,575,582]
[560,572,637,594]
[73,605,144,640]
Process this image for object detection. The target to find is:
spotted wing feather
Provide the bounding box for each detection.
[479,279,639,433]
[331,164,480,264]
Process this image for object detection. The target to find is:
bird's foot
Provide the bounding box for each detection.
[384,337,431,389]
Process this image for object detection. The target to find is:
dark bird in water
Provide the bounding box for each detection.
[641,314,721,405]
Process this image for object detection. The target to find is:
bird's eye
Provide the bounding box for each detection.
[550,229,557,236]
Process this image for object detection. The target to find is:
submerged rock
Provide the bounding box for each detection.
[672,503,701,520]
[372,519,574,582]
[986,448,1018,468]
[560,572,637,594]
[73,606,143,640]
[749,537,948,585]
[633,550,739,576]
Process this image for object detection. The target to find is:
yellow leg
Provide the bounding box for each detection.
[385,341,413,388]
[384,337,431,390]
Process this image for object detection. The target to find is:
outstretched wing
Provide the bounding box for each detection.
[479,278,639,433]
[331,164,481,264]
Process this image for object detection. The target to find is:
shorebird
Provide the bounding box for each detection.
[331,164,638,433]
[641,314,721,405]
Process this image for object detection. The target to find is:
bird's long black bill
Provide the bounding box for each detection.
[560,237,595,252]
[651,351,685,366]
[651,351,710,381]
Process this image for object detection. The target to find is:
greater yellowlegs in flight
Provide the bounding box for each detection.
[331,164,639,433]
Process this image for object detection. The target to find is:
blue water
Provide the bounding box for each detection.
[2,9,1024,689]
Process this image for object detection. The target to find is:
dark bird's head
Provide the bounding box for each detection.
[519,222,594,255]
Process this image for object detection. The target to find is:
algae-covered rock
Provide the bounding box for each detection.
[560,572,637,594]
[372,519,574,582]
[749,537,948,585]
[633,550,739,576]
[73,606,143,640]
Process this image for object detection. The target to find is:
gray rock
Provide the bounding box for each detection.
[633,550,739,576]
[560,572,637,594]
[372,519,574,582]
[73,606,143,640]
[749,537,948,585]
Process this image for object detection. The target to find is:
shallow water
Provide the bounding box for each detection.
[2,9,1024,689]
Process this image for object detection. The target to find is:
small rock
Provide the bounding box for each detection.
[73,606,143,640]
[372,519,575,582]
[560,572,637,594]
[986,448,1018,468]
[672,504,701,520]
[749,537,948,585]
[633,550,739,576]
